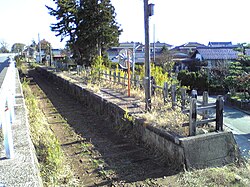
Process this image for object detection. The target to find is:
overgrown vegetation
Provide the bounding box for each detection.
[68,58,192,136]
[178,162,250,187]
[20,59,250,186]
[177,70,208,92]
[22,79,78,186]
[61,60,250,186]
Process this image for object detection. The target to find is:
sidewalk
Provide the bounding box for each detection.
[198,95,250,158]
[0,69,42,187]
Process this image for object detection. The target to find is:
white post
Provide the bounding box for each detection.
[2,100,14,159]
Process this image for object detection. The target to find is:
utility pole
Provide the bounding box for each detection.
[132,42,141,80]
[153,24,156,63]
[49,44,53,67]
[144,0,154,111]
[38,33,41,63]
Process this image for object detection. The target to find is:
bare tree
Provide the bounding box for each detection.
[0,40,9,53]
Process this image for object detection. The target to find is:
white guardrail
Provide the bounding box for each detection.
[0,57,16,159]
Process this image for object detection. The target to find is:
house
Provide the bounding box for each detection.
[171,42,206,55]
[166,42,206,71]
[51,49,66,61]
[208,42,233,47]
[23,46,36,59]
[191,46,239,67]
[107,42,172,64]
[150,41,172,63]
[35,49,67,63]
[107,42,144,63]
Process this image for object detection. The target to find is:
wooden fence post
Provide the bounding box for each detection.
[118,72,121,84]
[181,88,186,110]
[171,84,176,109]
[113,72,116,83]
[98,70,101,81]
[104,70,107,79]
[109,70,112,81]
[202,91,209,121]
[191,89,198,99]
[124,73,127,87]
[216,95,224,131]
[189,98,197,136]
[163,82,168,104]
[135,75,140,88]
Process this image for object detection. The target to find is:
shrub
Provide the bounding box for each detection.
[177,70,208,92]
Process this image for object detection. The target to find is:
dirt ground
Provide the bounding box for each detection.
[27,68,182,187]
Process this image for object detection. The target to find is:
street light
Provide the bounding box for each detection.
[144,0,154,111]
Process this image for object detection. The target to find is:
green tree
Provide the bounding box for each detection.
[177,70,208,92]
[26,40,37,58]
[158,45,174,75]
[235,43,250,73]
[47,0,122,66]
[11,43,25,53]
[39,39,51,55]
[46,0,77,42]
[237,74,250,99]
[225,61,244,95]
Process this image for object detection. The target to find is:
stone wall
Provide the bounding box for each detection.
[37,67,240,170]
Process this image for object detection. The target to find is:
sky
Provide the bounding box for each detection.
[1,0,250,49]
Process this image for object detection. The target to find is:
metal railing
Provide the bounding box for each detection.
[0,57,16,158]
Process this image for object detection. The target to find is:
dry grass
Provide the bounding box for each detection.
[39,68,250,186]
[60,71,219,137]
[22,79,78,186]
[178,161,250,187]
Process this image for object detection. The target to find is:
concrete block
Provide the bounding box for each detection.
[180,131,239,169]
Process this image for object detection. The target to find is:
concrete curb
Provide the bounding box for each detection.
[0,69,43,187]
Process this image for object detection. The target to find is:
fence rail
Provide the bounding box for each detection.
[182,95,224,136]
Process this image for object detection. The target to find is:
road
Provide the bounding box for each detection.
[0,53,15,86]
[198,95,250,158]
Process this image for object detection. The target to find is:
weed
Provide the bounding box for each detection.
[178,162,250,187]
[22,79,78,186]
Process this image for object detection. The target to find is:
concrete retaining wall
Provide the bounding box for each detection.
[226,96,250,112]
[37,67,240,170]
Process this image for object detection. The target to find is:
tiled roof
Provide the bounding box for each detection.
[196,47,238,60]
[178,42,206,48]
[208,42,232,47]
[150,42,172,48]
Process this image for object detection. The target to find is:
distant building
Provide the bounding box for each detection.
[171,42,206,55]
[107,42,142,63]
[107,42,172,64]
[207,42,233,47]
[51,49,66,61]
[35,49,66,63]
[23,46,36,59]
[191,46,239,67]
